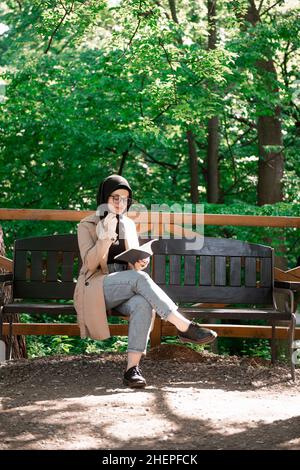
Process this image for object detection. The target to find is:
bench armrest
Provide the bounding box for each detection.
[273,287,295,314]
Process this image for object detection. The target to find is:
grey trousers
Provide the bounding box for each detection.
[102,263,178,353]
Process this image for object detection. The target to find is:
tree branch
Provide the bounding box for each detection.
[261,0,284,17]
[229,114,257,129]
[15,0,22,11]
[44,1,75,54]
[257,0,265,14]
[135,145,177,169]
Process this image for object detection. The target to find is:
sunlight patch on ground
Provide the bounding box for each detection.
[279,438,300,450]
[163,387,300,424]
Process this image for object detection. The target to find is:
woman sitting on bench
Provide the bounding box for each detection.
[74,174,217,388]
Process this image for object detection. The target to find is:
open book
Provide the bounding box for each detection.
[114,239,159,265]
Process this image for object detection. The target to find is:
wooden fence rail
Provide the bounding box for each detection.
[0,208,299,227]
[2,322,300,340]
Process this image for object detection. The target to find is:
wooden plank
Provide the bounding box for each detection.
[0,209,299,228]
[62,252,74,282]
[14,281,75,300]
[31,251,43,281]
[161,324,300,339]
[0,209,90,222]
[16,235,78,252]
[2,323,300,340]
[274,267,300,282]
[153,254,166,284]
[200,256,212,285]
[169,255,181,285]
[14,251,27,281]
[215,256,226,286]
[230,258,241,286]
[184,256,196,285]
[245,258,257,287]
[0,255,13,271]
[47,251,58,281]
[155,237,273,257]
[160,285,273,304]
[261,258,272,287]
[285,267,300,278]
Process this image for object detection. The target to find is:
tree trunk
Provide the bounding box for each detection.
[0,226,27,359]
[257,100,284,206]
[245,1,284,206]
[243,1,286,271]
[207,116,219,203]
[207,0,220,203]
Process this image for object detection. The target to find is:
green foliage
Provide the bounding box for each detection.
[0,1,299,361]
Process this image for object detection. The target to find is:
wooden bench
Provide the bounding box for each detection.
[0,234,298,379]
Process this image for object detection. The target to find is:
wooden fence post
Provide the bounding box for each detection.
[0,226,27,359]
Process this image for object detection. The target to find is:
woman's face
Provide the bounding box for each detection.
[107,188,130,215]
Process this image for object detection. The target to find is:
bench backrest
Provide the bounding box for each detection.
[12,234,274,305]
[13,235,81,300]
[146,237,274,306]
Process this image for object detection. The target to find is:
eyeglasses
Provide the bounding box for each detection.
[109,195,132,205]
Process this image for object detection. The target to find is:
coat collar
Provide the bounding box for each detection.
[80,213,100,224]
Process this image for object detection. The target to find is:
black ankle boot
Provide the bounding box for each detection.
[123,365,147,388]
[178,321,217,345]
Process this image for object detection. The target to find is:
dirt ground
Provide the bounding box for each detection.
[0,345,299,450]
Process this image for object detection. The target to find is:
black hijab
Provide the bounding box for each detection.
[96,174,133,222]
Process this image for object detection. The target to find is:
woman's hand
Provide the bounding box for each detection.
[128,258,149,271]
[96,213,118,241]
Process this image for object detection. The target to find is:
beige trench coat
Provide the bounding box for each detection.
[73,213,140,340]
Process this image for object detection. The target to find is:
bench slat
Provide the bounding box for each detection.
[261,257,272,287]
[14,251,27,281]
[184,255,196,285]
[200,256,212,286]
[215,256,226,286]
[161,285,273,304]
[15,234,78,251]
[62,252,75,282]
[47,251,58,281]
[245,257,257,287]
[169,255,181,285]
[230,257,241,286]
[31,251,43,281]
[14,281,75,299]
[153,254,166,284]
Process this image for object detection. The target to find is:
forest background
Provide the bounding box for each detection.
[0,0,299,359]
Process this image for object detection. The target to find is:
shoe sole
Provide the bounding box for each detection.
[179,333,217,345]
[123,379,147,388]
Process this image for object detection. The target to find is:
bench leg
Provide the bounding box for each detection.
[150,315,162,349]
[271,322,277,364]
[289,313,296,381]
